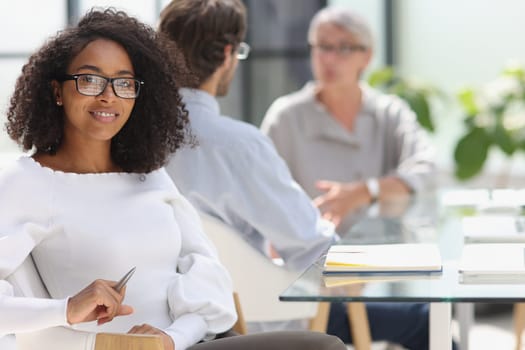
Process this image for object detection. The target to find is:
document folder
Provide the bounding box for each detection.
[323,243,442,274]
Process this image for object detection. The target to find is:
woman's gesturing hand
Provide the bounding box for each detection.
[66,279,134,325]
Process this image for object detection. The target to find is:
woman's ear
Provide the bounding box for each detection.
[51,80,62,106]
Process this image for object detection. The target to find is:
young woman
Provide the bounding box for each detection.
[0,8,344,350]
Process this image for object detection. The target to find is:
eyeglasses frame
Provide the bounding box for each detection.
[309,43,368,57]
[58,73,144,99]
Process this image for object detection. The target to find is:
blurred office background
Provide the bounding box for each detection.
[2,0,525,187]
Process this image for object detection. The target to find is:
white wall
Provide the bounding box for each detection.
[397,0,525,89]
[0,0,67,157]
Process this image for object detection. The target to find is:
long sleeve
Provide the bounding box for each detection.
[382,97,436,193]
[0,282,68,337]
[0,214,69,337]
[169,133,336,272]
[226,137,336,271]
[15,327,96,350]
[163,194,236,350]
[0,160,101,349]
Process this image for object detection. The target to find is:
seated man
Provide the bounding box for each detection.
[160,1,432,349]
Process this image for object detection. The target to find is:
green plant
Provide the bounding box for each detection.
[454,63,525,180]
[367,66,439,133]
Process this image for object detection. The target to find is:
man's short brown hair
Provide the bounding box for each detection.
[159,0,247,87]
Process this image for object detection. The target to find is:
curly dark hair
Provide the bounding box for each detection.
[159,0,246,86]
[6,8,195,173]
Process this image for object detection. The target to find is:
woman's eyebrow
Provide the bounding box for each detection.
[74,64,101,72]
[74,65,135,76]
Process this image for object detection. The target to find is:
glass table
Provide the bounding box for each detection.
[280,190,525,350]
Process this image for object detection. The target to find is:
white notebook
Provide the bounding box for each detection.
[462,216,525,243]
[459,243,525,283]
[323,243,442,274]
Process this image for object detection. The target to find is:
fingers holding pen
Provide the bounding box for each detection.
[66,279,134,325]
[96,283,134,325]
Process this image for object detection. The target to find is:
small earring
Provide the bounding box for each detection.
[56,101,62,106]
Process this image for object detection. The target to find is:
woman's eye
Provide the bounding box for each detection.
[79,75,97,84]
[119,80,131,88]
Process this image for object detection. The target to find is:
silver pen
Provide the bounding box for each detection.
[113,267,136,293]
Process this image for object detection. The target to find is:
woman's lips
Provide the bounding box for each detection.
[90,110,119,123]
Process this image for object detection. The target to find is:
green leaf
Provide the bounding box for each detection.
[457,88,479,116]
[454,127,491,180]
[400,91,434,132]
[518,139,525,152]
[389,81,405,96]
[503,64,525,80]
[368,67,394,87]
[493,123,516,155]
[368,66,438,133]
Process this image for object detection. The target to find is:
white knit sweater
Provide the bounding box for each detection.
[0,156,236,350]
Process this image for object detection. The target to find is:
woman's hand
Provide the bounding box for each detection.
[67,279,134,325]
[128,323,175,350]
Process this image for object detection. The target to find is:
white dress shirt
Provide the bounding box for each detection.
[166,88,336,272]
[0,156,236,350]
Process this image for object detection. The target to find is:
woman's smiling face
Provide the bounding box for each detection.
[54,38,137,146]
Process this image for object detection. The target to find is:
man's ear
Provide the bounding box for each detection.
[51,80,63,106]
[222,44,234,68]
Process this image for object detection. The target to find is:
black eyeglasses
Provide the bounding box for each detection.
[310,43,367,57]
[59,74,144,99]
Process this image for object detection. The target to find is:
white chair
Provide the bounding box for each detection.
[5,255,162,350]
[198,211,323,327]
[199,211,372,350]
[0,334,16,349]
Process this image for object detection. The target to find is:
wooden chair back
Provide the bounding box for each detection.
[514,303,525,350]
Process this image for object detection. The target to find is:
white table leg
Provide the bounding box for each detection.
[430,302,452,350]
[455,303,474,350]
